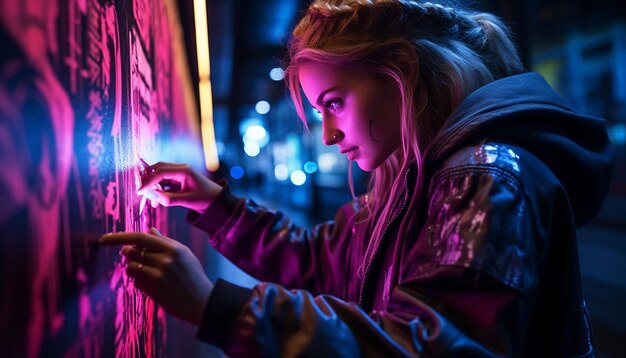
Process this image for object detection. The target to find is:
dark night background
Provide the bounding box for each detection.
[0,0,624,357]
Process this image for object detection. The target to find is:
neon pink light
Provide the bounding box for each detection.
[0,0,205,356]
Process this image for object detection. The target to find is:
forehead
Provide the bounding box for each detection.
[299,62,346,90]
[298,61,369,99]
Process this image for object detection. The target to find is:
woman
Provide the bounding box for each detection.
[100,1,614,356]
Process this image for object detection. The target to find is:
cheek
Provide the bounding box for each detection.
[369,101,401,140]
[382,96,402,134]
[366,88,399,123]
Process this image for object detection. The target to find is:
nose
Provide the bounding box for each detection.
[321,117,344,146]
[322,127,344,146]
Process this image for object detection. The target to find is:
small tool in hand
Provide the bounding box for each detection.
[139,195,148,215]
[138,157,154,215]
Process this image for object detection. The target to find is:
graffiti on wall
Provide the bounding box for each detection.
[0,0,206,357]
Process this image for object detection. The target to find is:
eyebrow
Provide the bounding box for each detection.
[315,86,340,107]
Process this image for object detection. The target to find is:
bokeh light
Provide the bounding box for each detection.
[274,164,289,181]
[244,142,261,157]
[303,161,318,173]
[290,170,306,186]
[245,125,267,141]
[317,152,338,173]
[269,67,284,81]
[255,100,271,115]
[230,165,244,179]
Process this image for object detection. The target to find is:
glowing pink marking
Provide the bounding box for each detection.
[105,181,120,223]
[24,31,75,358]
[1,0,204,355]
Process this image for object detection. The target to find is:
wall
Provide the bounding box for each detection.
[0,0,207,356]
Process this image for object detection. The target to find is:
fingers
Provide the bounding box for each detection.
[138,165,191,194]
[146,161,189,171]
[140,161,188,176]
[118,228,167,264]
[126,260,160,281]
[149,189,193,208]
[138,175,174,195]
[99,232,169,252]
[142,189,202,209]
[121,245,160,267]
[140,189,171,208]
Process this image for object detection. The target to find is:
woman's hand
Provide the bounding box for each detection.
[138,162,223,214]
[99,228,213,326]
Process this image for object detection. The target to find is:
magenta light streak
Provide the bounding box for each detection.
[1,0,204,356]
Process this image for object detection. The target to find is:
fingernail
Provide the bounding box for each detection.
[97,233,112,244]
[142,190,159,201]
[151,227,162,236]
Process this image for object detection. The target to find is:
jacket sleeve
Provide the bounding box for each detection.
[195,165,538,357]
[187,183,358,295]
[197,278,499,358]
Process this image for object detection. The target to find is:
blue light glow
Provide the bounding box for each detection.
[311,107,323,121]
[274,164,289,181]
[244,142,261,157]
[245,125,267,141]
[239,117,263,136]
[290,170,306,186]
[610,124,626,145]
[230,165,244,179]
[269,67,284,81]
[303,161,318,173]
[255,100,271,115]
[318,152,338,172]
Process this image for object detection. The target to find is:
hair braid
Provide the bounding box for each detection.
[308,1,358,17]
[404,2,523,77]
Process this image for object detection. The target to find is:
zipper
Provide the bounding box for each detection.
[343,227,355,300]
[358,167,412,306]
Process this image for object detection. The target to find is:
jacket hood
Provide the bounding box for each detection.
[427,72,614,227]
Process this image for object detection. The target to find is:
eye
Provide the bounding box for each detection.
[323,99,343,112]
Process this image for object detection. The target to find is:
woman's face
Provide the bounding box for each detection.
[298,62,401,172]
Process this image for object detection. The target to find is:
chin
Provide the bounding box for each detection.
[355,159,379,172]
[355,150,397,172]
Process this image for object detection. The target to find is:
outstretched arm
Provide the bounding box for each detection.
[137,161,357,294]
[187,185,358,295]
[98,229,502,357]
[99,228,213,326]
[137,161,223,213]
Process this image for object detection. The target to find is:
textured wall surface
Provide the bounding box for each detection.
[0,0,206,356]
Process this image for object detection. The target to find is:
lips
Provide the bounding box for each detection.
[341,147,358,160]
[340,147,357,154]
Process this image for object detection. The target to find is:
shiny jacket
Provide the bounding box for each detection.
[188,73,614,357]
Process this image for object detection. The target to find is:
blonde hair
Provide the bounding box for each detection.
[284,0,524,274]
